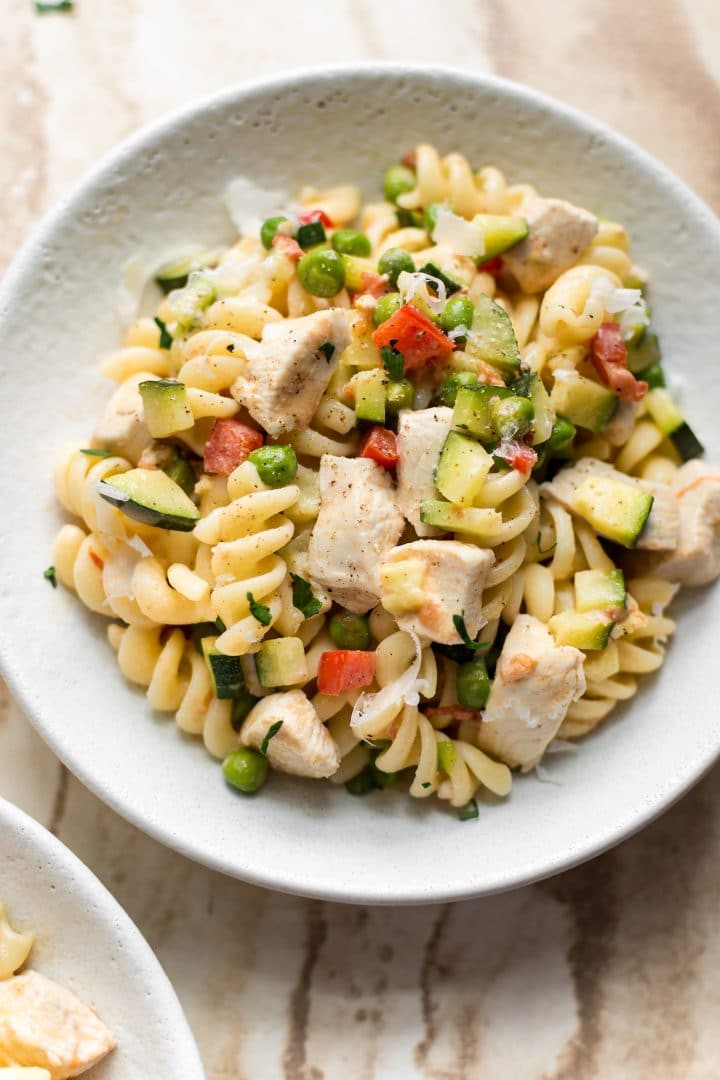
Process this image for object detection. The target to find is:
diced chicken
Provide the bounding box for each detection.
[477,615,586,771]
[542,457,679,551]
[379,540,494,645]
[0,905,33,980]
[396,407,453,537]
[91,372,155,464]
[231,308,350,437]
[308,456,405,614]
[646,461,720,586]
[241,689,340,778]
[0,971,115,1078]
[502,195,598,293]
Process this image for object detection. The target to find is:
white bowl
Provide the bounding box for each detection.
[0,797,203,1077]
[0,65,718,904]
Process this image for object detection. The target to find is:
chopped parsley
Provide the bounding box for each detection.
[79,448,110,457]
[458,799,479,822]
[246,592,272,627]
[290,573,322,619]
[380,344,404,381]
[319,341,335,362]
[421,781,432,790]
[43,566,57,588]
[452,613,491,652]
[154,316,173,350]
[259,719,283,756]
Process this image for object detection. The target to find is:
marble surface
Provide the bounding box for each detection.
[2,2,720,1076]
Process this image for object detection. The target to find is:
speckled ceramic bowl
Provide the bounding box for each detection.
[0,65,718,904]
[0,797,202,1077]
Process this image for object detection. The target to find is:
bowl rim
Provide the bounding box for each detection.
[2,62,720,904]
[0,795,204,1073]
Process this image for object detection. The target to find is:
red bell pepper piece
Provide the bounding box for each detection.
[358,271,388,298]
[204,419,263,476]
[297,208,334,228]
[372,303,453,372]
[477,255,504,276]
[360,426,399,469]
[590,322,648,402]
[495,439,537,475]
[317,650,376,696]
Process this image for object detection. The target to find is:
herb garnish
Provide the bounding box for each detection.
[380,345,404,381]
[246,592,272,627]
[452,613,491,652]
[35,0,73,11]
[319,341,335,362]
[79,448,110,457]
[458,799,479,821]
[290,573,322,619]
[259,720,283,756]
[154,316,173,350]
[43,566,57,588]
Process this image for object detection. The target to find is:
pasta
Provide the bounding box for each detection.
[49,144,720,817]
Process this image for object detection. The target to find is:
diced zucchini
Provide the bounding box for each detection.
[379,558,426,615]
[636,361,665,390]
[464,293,521,377]
[351,369,387,423]
[574,569,626,613]
[549,372,618,433]
[98,468,200,532]
[341,254,376,291]
[139,380,194,438]
[512,372,555,445]
[435,431,492,505]
[417,262,462,295]
[548,610,613,650]
[420,499,502,538]
[256,637,308,688]
[285,464,321,526]
[644,388,704,461]
[626,331,660,374]
[472,214,529,259]
[154,249,220,294]
[453,385,512,442]
[202,637,246,699]
[574,476,654,549]
[163,447,196,495]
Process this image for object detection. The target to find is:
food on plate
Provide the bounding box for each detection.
[0,903,114,1077]
[49,142,720,817]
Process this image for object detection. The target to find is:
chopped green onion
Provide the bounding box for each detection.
[418,262,462,296]
[290,573,322,619]
[246,592,271,627]
[319,341,335,362]
[380,345,404,382]
[153,316,173,350]
[458,799,479,821]
[43,566,57,588]
[259,720,283,757]
[452,613,491,651]
[79,448,110,457]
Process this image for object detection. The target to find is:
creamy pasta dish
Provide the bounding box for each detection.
[49,143,720,818]
[0,902,114,1077]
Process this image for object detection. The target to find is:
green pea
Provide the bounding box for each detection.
[222,748,268,793]
[331,229,371,257]
[438,371,480,408]
[260,215,289,250]
[456,659,491,709]
[424,202,449,234]
[386,378,414,415]
[297,248,346,297]
[373,292,403,326]
[329,612,371,651]
[378,247,415,287]
[383,165,416,204]
[440,296,474,335]
[546,414,576,452]
[248,445,298,487]
[490,395,534,440]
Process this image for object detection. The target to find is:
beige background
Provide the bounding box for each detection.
[2,2,720,1077]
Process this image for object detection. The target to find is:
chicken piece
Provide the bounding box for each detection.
[542,458,679,551]
[646,461,720,586]
[379,540,494,645]
[477,615,586,771]
[0,971,115,1078]
[231,308,350,437]
[308,456,405,614]
[241,690,340,778]
[396,407,453,537]
[91,372,155,464]
[502,195,598,293]
[0,905,33,981]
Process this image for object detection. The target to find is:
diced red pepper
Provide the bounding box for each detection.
[317,650,376,696]
[272,234,303,262]
[204,419,263,476]
[372,303,453,372]
[360,426,399,469]
[297,208,333,228]
[590,322,648,402]
[477,255,504,276]
[495,439,538,474]
[358,270,388,298]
